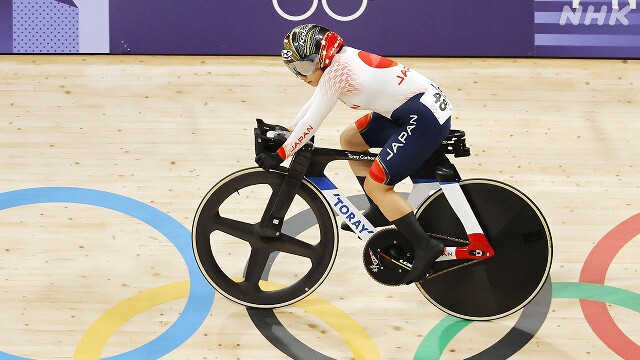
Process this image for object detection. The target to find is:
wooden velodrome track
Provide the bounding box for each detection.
[0,55,638,360]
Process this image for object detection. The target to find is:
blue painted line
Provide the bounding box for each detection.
[0,187,215,360]
[307,177,337,191]
[535,34,640,46]
[411,178,438,184]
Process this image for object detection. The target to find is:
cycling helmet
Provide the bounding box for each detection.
[281,24,343,77]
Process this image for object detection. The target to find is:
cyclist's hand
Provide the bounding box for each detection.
[255,152,284,171]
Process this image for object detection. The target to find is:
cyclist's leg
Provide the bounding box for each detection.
[364,94,451,283]
[339,112,399,230]
[365,101,451,218]
[340,112,398,176]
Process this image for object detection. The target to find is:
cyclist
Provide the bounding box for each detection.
[255,24,451,284]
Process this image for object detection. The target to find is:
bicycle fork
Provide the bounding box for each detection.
[258,145,313,238]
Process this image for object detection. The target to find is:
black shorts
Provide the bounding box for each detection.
[356,93,451,185]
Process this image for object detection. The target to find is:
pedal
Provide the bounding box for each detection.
[362,228,415,286]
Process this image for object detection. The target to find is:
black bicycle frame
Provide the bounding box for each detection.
[259,125,494,261]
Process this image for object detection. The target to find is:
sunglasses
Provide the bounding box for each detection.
[285,54,319,77]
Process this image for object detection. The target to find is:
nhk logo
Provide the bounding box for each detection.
[561,0,637,25]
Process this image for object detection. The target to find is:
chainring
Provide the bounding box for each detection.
[362,228,415,286]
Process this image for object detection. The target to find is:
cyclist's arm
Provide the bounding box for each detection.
[277,86,338,160]
[287,98,313,131]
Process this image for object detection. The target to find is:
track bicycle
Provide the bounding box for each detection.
[192,119,552,320]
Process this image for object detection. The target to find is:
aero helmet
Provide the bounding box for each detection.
[281,24,343,77]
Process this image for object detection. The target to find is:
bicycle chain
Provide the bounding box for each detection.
[427,259,482,279]
[425,232,481,280]
[363,231,479,285]
[426,232,468,245]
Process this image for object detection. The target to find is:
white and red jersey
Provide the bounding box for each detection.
[278,46,452,160]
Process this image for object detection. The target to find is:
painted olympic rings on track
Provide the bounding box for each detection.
[0,188,636,359]
[0,187,215,360]
[254,281,381,359]
[74,281,190,359]
[579,212,640,359]
[414,277,553,359]
[418,281,640,359]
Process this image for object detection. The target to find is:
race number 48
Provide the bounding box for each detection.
[420,84,453,125]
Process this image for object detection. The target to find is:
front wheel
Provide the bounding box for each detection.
[415,179,552,321]
[192,167,339,308]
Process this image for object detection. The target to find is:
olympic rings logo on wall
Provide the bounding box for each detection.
[272,0,368,21]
